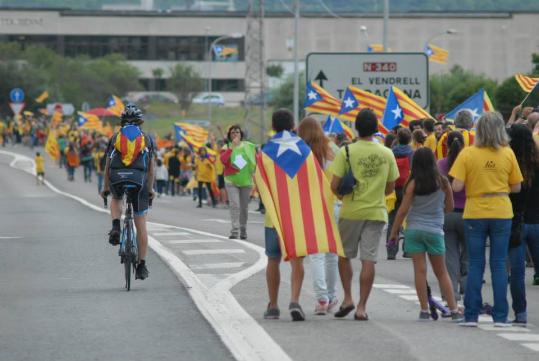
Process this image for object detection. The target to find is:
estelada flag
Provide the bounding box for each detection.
[114,125,146,166]
[304,82,341,117]
[254,130,344,260]
[45,129,60,161]
[107,95,125,117]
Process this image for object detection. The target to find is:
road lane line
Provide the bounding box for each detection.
[521,343,539,352]
[0,236,22,239]
[183,249,246,256]
[152,232,191,236]
[497,334,539,342]
[383,289,417,295]
[191,263,245,270]
[201,218,229,223]
[1,150,292,361]
[168,239,224,244]
[373,284,411,289]
[479,325,530,332]
[399,295,420,301]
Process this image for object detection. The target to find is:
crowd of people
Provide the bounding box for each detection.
[2,101,539,326]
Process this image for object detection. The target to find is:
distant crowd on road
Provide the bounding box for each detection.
[3,102,539,327]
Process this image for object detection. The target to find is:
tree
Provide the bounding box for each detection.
[532,53,539,74]
[167,63,204,112]
[271,72,306,118]
[266,64,284,78]
[429,65,497,116]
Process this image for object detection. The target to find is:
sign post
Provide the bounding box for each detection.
[306,52,429,108]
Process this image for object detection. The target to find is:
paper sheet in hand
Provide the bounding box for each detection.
[233,154,247,170]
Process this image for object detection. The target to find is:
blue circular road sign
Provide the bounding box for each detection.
[10,88,25,103]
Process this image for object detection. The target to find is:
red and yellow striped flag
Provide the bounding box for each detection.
[107,95,125,117]
[338,85,387,126]
[426,44,449,64]
[175,122,209,144]
[515,74,539,93]
[254,131,344,260]
[45,129,60,161]
[392,86,432,126]
[304,82,341,117]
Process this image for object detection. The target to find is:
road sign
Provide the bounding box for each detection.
[9,88,25,103]
[306,52,430,108]
[9,102,25,116]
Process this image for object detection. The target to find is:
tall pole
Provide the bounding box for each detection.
[383,0,389,52]
[293,0,300,123]
[259,0,266,142]
[208,44,213,124]
[205,27,210,122]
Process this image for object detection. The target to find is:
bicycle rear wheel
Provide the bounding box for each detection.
[124,223,132,291]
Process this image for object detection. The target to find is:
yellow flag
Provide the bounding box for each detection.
[45,129,60,161]
[35,91,49,103]
[426,44,448,64]
[51,111,62,129]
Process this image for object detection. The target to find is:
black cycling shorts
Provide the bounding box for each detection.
[111,183,149,216]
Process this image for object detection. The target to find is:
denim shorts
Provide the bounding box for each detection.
[404,229,445,255]
[265,227,281,258]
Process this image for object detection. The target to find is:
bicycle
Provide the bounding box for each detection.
[104,184,141,291]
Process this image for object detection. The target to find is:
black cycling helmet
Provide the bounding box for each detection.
[120,102,143,125]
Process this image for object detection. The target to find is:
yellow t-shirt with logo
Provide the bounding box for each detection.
[35,155,45,174]
[449,146,523,219]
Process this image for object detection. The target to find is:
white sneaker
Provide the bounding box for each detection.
[494,322,512,328]
[314,300,328,315]
[459,321,478,327]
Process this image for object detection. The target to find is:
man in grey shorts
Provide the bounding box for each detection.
[330,109,399,320]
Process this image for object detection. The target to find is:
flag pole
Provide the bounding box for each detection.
[383,0,389,52]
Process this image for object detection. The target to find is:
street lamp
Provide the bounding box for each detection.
[208,32,243,124]
[360,25,369,51]
[425,29,457,47]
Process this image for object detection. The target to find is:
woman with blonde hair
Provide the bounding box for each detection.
[450,112,523,327]
[297,116,338,315]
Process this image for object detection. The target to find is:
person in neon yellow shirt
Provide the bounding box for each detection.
[449,112,523,327]
[35,152,45,185]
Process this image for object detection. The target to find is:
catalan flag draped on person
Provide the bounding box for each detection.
[338,86,387,132]
[382,86,431,132]
[304,82,341,117]
[322,115,354,139]
[114,124,146,166]
[107,95,125,117]
[45,129,60,161]
[515,74,539,93]
[254,130,344,260]
[425,44,449,64]
[445,88,494,122]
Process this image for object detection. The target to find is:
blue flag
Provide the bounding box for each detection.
[323,115,344,135]
[445,89,485,122]
[339,87,359,115]
[382,87,404,131]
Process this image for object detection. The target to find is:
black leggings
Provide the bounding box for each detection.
[198,182,215,206]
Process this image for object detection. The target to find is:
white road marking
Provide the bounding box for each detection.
[521,343,539,352]
[479,325,530,332]
[202,218,229,224]
[373,284,411,289]
[168,239,224,244]
[399,295,420,301]
[0,236,22,239]
[384,289,417,295]
[1,150,293,361]
[183,249,246,256]
[152,231,191,236]
[497,334,539,342]
[191,262,245,270]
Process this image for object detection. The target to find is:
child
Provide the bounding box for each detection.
[388,147,463,321]
[155,158,168,197]
[194,147,216,208]
[35,152,45,185]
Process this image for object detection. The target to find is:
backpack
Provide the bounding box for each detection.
[109,125,151,171]
[395,155,410,188]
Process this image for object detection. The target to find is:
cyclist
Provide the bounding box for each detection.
[101,103,156,280]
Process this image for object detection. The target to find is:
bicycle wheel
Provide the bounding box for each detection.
[124,223,132,291]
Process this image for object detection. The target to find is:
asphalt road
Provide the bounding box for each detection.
[0,153,234,361]
[2,145,539,361]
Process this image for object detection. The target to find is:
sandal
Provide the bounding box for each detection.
[334,304,355,318]
[354,313,369,321]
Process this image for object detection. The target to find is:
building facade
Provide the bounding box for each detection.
[0,8,537,104]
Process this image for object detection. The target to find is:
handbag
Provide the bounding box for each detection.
[336,144,357,196]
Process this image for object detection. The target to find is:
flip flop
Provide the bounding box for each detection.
[354,313,369,321]
[334,304,355,318]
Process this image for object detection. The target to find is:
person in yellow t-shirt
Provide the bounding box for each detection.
[449,112,523,326]
[194,146,216,208]
[423,118,438,153]
[35,152,45,185]
[0,120,5,147]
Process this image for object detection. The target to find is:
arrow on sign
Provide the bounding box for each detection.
[315,71,328,87]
